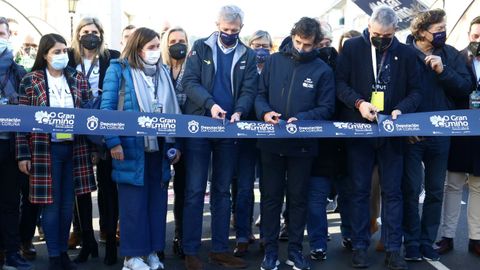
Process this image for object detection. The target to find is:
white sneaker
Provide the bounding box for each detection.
[147,252,164,270]
[122,257,150,270]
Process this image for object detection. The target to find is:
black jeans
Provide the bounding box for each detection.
[96,158,118,237]
[260,151,313,254]
[19,169,40,244]
[173,157,186,240]
[0,139,21,253]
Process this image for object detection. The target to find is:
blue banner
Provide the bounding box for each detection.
[0,105,479,138]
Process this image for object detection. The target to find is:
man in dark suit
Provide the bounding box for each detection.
[335,6,422,269]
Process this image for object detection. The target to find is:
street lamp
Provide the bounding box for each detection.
[68,0,79,41]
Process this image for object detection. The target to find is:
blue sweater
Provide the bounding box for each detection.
[211,44,234,117]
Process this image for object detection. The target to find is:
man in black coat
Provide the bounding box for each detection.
[335,6,422,269]
[255,17,335,270]
[402,9,472,262]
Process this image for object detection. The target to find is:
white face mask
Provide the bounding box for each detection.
[50,53,69,71]
[143,49,161,65]
[0,38,12,55]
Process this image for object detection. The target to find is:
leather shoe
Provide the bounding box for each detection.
[185,255,203,270]
[435,237,453,254]
[233,243,248,257]
[469,239,480,256]
[209,252,247,268]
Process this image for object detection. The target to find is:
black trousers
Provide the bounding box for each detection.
[72,158,118,237]
[260,151,313,254]
[173,157,186,240]
[19,170,40,244]
[0,139,21,253]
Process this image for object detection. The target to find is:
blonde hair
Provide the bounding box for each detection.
[120,27,159,69]
[71,17,108,65]
[160,27,189,67]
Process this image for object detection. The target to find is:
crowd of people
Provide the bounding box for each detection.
[0,4,479,270]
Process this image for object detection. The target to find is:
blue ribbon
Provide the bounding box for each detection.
[0,105,479,138]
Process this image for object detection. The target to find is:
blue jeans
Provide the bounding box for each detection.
[117,151,168,257]
[42,143,74,257]
[307,176,331,251]
[233,139,257,243]
[346,138,404,252]
[403,137,450,247]
[183,138,238,255]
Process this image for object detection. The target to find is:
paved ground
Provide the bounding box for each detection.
[24,184,478,270]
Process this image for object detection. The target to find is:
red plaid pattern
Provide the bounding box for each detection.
[15,68,96,204]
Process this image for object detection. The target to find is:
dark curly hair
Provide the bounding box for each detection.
[410,9,446,41]
[470,16,480,32]
[290,17,323,45]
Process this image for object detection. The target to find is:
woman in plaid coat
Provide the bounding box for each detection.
[15,33,95,270]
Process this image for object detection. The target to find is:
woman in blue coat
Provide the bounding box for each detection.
[100,27,181,270]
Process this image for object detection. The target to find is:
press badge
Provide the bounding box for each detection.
[54,133,73,140]
[371,91,384,112]
[152,99,163,113]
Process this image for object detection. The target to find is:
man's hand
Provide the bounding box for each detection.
[230,112,242,123]
[287,117,298,123]
[359,101,378,122]
[425,55,444,74]
[263,111,282,124]
[391,109,402,120]
[171,150,181,165]
[111,145,124,161]
[211,104,227,120]
[18,160,31,176]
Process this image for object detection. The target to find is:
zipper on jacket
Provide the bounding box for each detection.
[285,66,298,117]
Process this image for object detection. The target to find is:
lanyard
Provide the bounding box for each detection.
[49,75,68,108]
[371,45,388,92]
[81,57,98,81]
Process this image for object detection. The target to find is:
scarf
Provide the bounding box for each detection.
[130,62,181,151]
[0,50,18,104]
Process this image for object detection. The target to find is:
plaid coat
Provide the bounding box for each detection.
[15,67,96,204]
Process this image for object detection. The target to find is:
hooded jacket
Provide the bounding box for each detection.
[336,29,423,123]
[255,38,336,157]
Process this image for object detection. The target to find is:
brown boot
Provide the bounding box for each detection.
[233,242,249,257]
[209,252,247,268]
[68,231,82,249]
[185,255,203,270]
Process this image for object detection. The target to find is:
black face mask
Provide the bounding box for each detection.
[469,41,480,57]
[80,34,101,50]
[371,36,393,52]
[169,43,187,60]
[291,47,318,62]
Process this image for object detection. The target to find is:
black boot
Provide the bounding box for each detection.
[74,230,98,263]
[104,233,117,266]
[60,252,77,270]
[173,237,185,259]
[48,256,62,270]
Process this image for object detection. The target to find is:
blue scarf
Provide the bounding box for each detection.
[0,50,19,104]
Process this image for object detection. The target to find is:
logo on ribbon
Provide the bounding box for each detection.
[382,119,395,133]
[188,120,199,134]
[86,116,99,131]
[286,123,298,134]
[34,110,75,129]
